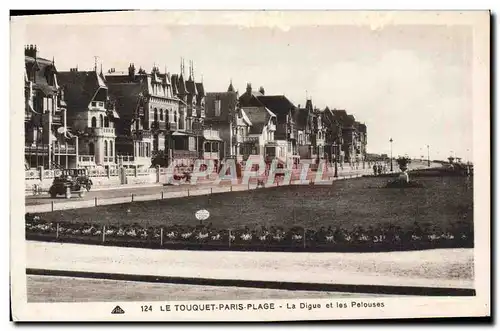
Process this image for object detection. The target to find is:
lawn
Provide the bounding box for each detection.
[36,176,473,233]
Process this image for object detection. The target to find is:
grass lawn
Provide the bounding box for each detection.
[36,176,473,233]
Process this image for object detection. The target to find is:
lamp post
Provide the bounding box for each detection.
[427,145,430,167]
[333,142,338,178]
[389,138,393,172]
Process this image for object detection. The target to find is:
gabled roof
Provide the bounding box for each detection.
[255,95,296,119]
[205,91,239,120]
[25,56,58,96]
[241,106,275,135]
[57,70,107,110]
[107,82,146,121]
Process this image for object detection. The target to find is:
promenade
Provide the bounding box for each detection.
[25,167,372,213]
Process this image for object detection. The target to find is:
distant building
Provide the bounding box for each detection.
[239,83,299,167]
[58,67,118,168]
[204,82,250,164]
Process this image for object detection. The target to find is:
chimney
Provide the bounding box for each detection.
[128,63,136,81]
[246,83,252,94]
[24,45,38,58]
[259,86,265,95]
[70,67,78,72]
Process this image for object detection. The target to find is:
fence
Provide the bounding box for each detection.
[25,215,474,253]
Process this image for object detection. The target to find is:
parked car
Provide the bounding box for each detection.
[49,169,90,198]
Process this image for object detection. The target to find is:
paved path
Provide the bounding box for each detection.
[26,241,474,291]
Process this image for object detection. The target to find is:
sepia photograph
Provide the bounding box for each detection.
[10,10,490,321]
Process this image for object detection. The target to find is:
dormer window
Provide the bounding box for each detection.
[98,102,104,108]
[91,101,97,107]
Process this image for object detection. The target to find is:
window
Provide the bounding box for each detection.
[145,143,149,157]
[160,109,164,121]
[174,111,177,122]
[91,117,97,128]
[104,141,108,157]
[100,114,104,127]
[189,137,196,151]
[89,142,95,155]
[110,141,113,156]
[98,102,104,108]
[104,117,109,128]
[91,101,97,107]
[154,108,158,122]
[214,99,221,116]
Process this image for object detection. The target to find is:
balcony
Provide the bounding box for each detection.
[132,130,152,140]
[168,122,178,131]
[151,121,167,131]
[86,127,116,137]
[53,144,77,155]
[203,129,221,141]
[25,144,49,155]
[52,113,62,125]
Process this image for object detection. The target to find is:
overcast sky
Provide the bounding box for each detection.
[25,21,473,161]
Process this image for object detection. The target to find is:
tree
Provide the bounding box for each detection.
[396,156,411,172]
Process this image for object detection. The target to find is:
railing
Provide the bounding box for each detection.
[203,152,220,160]
[52,114,62,125]
[168,122,178,131]
[77,155,96,167]
[203,129,221,141]
[87,127,116,136]
[132,130,152,140]
[53,144,77,155]
[25,145,49,154]
[151,121,167,131]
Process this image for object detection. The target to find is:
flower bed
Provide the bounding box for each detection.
[25,213,474,252]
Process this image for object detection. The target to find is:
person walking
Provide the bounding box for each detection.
[373,163,377,176]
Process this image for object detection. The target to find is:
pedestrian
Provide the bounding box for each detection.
[372,163,377,176]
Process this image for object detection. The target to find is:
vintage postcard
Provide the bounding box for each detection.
[10,10,490,322]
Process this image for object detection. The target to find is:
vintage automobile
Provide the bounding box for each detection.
[48,169,91,198]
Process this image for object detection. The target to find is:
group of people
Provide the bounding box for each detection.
[372,162,388,176]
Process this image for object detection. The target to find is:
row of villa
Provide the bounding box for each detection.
[24,45,368,172]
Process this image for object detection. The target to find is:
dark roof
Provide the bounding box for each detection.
[25,56,58,96]
[295,108,310,129]
[255,95,296,119]
[195,82,205,97]
[205,91,239,121]
[106,81,146,121]
[57,70,107,110]
[177,74,187,95]
[242,106,273,135]
[185,78,198,96]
